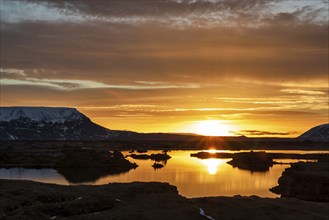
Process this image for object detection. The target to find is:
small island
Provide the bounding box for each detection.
[0,148,138,183]
[129,153,171,161]
[227,151,275,172]
[191,151,329,172]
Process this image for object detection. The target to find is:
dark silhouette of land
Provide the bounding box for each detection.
[271,159,329,202]
[191,151,329,172]
[0,148,137,183]
[0,139,328,218]
[1,137,329,151]
[1,180,328,220]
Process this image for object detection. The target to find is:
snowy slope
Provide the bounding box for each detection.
[0,107,84,123]
[298,124,329,142]
[0,107,129,140]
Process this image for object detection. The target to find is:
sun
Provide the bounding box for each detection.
[192,120,232,136]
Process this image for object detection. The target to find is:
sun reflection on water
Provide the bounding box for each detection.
[201,159,225,175]
[2,150,313,198]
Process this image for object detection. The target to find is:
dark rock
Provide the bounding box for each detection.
[152,162,164,169]
[270,162,329,202]
[227,151,274,172]
[0,180,197,220]
[150,153,171,161]
[129,153,171,162]
[56,149,137,169]
[190,152,233,159]
[55,150,138,183]
[129,153,150,160]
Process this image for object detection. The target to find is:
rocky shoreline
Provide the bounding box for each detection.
[1,180,328,220]
[1,146,329,219]
[270,160,329,202]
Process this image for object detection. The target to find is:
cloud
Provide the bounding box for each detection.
[1,0,327,27]
[0,69,200,90]
[1,78,201,90]
[1,22,327,85]
[281,89,327,95]
[0,0,87,23]
[231,130,298,136]
[1,78,109,90]
[0,68,26,77]
[76,104,321,118]
[0,0,327,133]
[2,2,328,81]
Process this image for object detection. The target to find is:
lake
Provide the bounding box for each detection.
[0,150,326,198]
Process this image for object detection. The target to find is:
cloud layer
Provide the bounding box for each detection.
[0,0,328,135]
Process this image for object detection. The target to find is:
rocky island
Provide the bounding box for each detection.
[191,151,329,172]
[0,148,138,183]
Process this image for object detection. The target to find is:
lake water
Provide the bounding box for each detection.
[0,150,326,198]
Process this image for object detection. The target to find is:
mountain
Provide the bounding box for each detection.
[0,107,131,140]
[298,124,329,142]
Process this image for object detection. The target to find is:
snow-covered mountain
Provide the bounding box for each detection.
[0,107,128,140]
[0,107,85,123]
[298,124,329,142]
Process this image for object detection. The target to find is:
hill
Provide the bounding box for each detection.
[0,107,132,140]
[298,124,329,142]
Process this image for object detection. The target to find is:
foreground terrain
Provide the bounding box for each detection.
[1,180,328,220]
[271,160,329,202]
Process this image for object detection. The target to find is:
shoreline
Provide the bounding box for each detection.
[1,146,328,203]
[1,179,328,220]
[1,140,329,151]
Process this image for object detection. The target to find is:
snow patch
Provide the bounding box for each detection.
[8,133,17,140]
[0,107,84,123]
[199,208,215,220]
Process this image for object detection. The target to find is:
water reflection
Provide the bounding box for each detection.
[152,162,164,169]
[57,167,133,184]
[1,150,327,198]
[128,152,171,169]
[200,159,226,175]
[0,168,68,185]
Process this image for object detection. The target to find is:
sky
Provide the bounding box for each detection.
[0,0,328,137]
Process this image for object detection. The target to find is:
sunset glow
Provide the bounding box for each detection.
[0,1,328,219]
[0,0,327,137]
[192,120,233,136]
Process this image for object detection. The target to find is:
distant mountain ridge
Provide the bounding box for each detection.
[1,107,328,142]
[298,124,329,142]
[0,107,131,140]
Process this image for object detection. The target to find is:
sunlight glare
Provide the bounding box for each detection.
[193,120,232,136]
[201,159,225,175]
